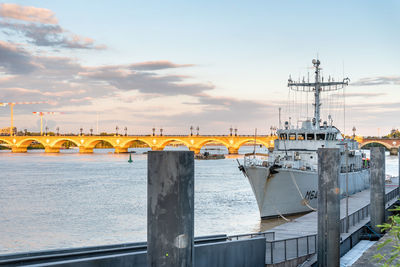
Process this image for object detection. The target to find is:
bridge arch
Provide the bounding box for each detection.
[120,139,152,148]
[0,138,12,145]
[16,138,46,148]
[233,138,272,150]
[194,139,230,150]
[85,138,117,149]
[360,141,391,150]
[50,138,80,148]
[158,139,191,150]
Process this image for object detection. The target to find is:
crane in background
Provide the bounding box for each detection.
[0,101,48,136]
[32,112,64,136]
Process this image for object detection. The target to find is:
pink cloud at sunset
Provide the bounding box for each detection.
[0,3,57,24]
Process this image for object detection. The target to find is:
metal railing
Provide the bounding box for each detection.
[340,204,370,233]
[265,234,316,264]
[340,186,399,233]
[265,186,399,264]
[385,186,399,203]
[228,231,275,242]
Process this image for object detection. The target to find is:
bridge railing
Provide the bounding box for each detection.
[1,134,274,137]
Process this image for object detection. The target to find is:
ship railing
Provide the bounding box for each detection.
[243,153,269,167]
[227,231,275,241]
[265,234,316,264]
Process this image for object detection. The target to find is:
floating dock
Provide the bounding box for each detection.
[263,177,399,265]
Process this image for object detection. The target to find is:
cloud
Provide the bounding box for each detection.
[352,76,400,86]
[129,61,194,70]
[331,92,386,98]
[0,3,105,50]
[79,64,214,96]
[0,3,57,24]
[0,41,213,109]
[0,41,37,74]
[162,94,276,127]
[0,21,106,50]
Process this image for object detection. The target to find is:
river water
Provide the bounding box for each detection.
[0,146,398,254]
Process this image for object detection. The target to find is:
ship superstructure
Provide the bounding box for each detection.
[240,59,370,219]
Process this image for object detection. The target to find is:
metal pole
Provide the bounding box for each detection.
[370,147,385,234]
[317,148,340,267]
[10,104,14,136]
[40,114,43,136]
[147,151,194,267]
[345,144,349,233]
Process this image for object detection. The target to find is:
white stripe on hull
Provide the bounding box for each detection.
[244,166,370,218]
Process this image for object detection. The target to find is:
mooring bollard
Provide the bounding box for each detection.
[317,148,340,267]
[370,147,385,234]
[147,151,194,267]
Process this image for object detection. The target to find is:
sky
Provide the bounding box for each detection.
[0,0,399,136]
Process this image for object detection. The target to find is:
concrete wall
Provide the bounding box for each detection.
[7,238,266,267]
[194,237,266,267]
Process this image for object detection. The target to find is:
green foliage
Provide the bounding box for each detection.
[374,205,400,266]
[386,129,400,138]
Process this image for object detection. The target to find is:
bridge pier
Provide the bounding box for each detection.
[189,147,201,154]
[45,147,60,153]
[11,146,27,153]
[389,147,398,156]
[79,147,93,153]
[114,147,128,153]
[228,147,239,154]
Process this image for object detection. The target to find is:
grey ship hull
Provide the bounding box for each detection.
[244,166,370,219]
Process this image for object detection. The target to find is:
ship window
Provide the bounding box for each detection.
[280,133,287,140]
[307,133,315,140]
[289,133,296,140]
[298,133,305,140]
[316,134,326,140]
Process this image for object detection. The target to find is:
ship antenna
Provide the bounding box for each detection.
[278,107,282,129]
[288,59,350,130]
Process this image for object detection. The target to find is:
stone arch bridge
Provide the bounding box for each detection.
[358,137,400,155]
[0,135,276,154]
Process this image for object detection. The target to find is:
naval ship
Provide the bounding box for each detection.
[239,59,370,219]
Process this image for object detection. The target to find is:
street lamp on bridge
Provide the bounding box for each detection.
[196,126,199,136]
[160,128,163,136]
[116,126,119,136]
[80,128,83,136]
[352,126,356,138]
[190,126,193,136]
[90,128,93,136]
[45,126,48,136]
[152,128,155,136]
[124,127,127,136]
[56,127,60,136]
[229,127,233,136]
[234,127,238,136]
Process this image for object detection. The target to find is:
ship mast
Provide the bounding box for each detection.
[288,59,350,129]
